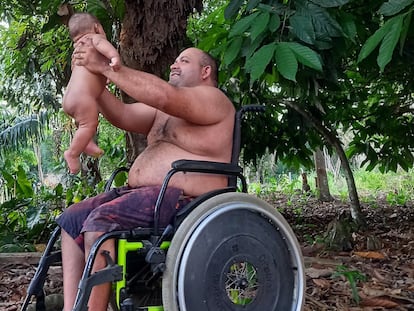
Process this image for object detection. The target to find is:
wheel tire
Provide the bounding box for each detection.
[162,192,305,311]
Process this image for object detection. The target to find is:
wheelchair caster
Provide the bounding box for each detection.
[120,298,134,311]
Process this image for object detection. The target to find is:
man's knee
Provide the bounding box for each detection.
[84,232,114,256]
[84,231,105,250]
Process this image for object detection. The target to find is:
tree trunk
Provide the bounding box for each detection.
[284,100,365,226]
[34,143,44,184]
[314,147,333,202]
[118,0,203,163]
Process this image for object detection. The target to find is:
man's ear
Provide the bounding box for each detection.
[201,65,211,80]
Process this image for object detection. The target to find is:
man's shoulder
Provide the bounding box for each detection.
[194,85,234,106]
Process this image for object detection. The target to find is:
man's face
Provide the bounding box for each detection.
[169,48,204,87]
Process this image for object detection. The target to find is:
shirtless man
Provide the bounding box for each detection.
[57,43,235,311]
[63,12,121,174]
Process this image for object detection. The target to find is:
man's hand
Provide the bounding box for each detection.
[73,38,111,74]
[109,57,121,71]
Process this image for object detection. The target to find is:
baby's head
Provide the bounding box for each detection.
[68,12,105,41]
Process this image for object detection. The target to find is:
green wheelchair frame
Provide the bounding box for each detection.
[20,105,305,311]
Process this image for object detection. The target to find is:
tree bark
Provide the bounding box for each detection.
[314,147,333,202]
[284,100,365,226]
[119,0,203,163]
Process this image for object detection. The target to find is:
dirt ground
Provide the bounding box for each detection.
[1,193,413,311]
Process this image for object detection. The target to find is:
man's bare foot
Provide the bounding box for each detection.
[64,150,80,174]
[84,141,104,157]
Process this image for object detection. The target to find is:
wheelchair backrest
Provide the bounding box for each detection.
[228,104,266,187]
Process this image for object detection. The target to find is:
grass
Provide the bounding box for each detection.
[245,164,414,206]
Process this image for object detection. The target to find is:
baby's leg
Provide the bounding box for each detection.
[63,67,106,174]
[65,98,101,174]
[84,140,104,157]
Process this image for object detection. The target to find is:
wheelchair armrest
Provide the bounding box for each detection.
[172,159,242,175]
[104,166,129,192]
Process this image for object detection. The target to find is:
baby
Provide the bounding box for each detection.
[63,12,120,174]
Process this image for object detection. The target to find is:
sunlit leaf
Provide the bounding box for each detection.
[245,43,276,82]
[275,42,298,82]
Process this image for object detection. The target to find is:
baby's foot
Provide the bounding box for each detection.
[64,150,80,174]
[84,141,104,158]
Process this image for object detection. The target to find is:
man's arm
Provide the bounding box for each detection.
[104,65,231,125]
[97,89,157,135]
[73,41,234,125]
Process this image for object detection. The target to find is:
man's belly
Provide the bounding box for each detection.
[127,143,228,196]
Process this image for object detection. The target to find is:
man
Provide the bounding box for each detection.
[59,42,235,311]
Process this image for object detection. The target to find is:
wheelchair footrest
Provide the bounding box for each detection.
[120,298,163,311]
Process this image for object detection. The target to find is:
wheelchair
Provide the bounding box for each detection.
[21,105,305,311]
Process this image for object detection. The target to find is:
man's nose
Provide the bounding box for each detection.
[170,62,179,70]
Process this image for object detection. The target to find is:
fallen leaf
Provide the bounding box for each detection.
[354,251,386,260]
[306,267,334,278]
[360,296,399,308]
[313,278,331,289]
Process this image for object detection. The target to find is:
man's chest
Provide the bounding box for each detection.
[148,114,183,143]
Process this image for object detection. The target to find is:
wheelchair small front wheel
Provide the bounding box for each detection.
[162,192,305,311]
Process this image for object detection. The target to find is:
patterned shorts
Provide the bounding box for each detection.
[56,185,189,251]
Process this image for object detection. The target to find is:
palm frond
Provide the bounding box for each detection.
[0,110,49,155]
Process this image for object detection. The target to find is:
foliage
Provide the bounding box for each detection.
[0,163,62,252]
[247,150,414,206]
[358,0,414,71]
[0,0,125,155]
[0,156,114,251]
[189,0,414,175]
[333,265,367,304]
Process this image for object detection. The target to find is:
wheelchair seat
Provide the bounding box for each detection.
[20,105,305,311]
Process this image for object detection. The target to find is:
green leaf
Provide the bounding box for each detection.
[225,0,244,19]
[378,15,404,71]
[245,43,277,82]
[310,0,350,8]
[379,0,414,16]
[114,171,128,187]
[246,0,262,11]
[338,12,357,42]
[269,13,281,33]
[357,18,394,63]
[229,12,260,37]
[399,11,412,54]
[250,11,270,41]
[309,4,343,38]
[55,183,64,196]
[289,13,316,45]
[275,43,298,82]
[16,165,33,197]
[224,37,243,65]
[286,42,323,71]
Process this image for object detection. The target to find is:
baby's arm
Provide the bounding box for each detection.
[92,35,121,71]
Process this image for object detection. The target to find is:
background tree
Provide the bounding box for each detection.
[189,0,414,225]
[117,0,203,164]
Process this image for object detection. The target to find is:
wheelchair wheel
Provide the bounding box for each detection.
[162,192,305,311]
